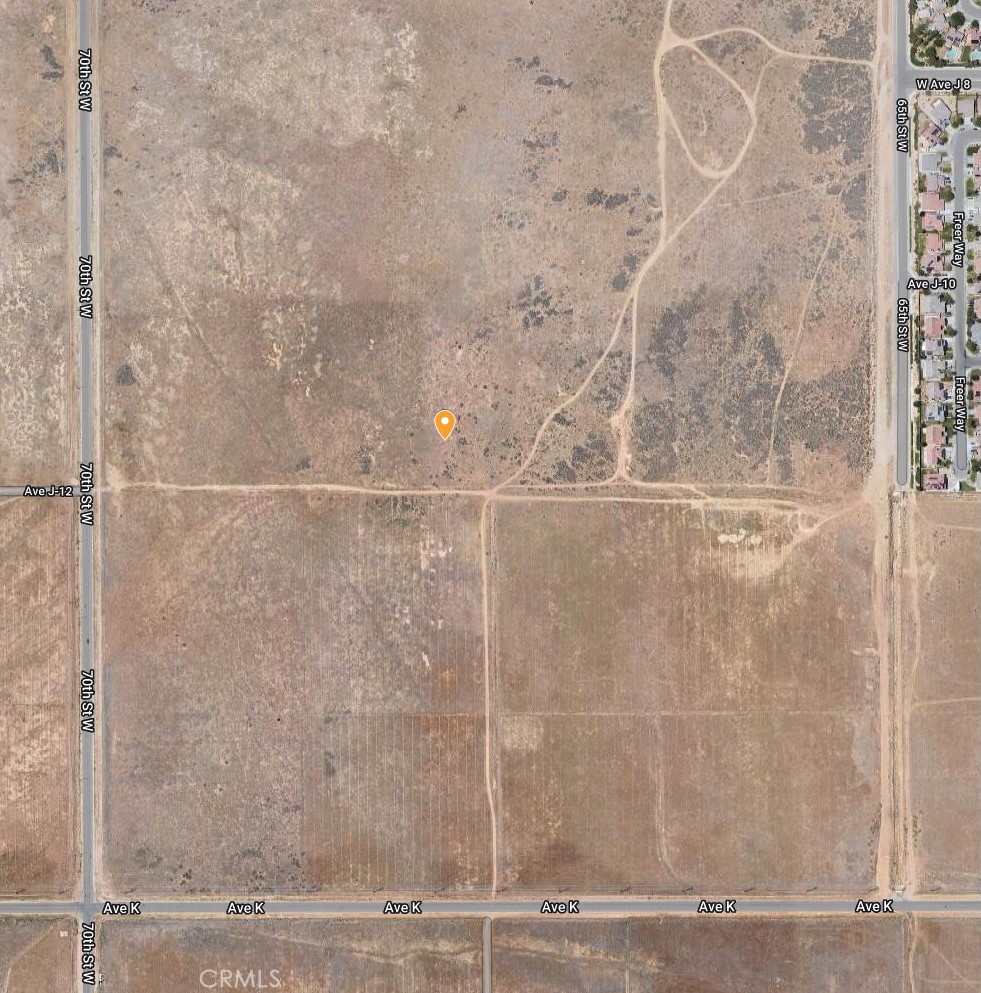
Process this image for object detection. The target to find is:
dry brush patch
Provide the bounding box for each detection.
[101,490,490,894]
[631,57,873,495]
[909,918,981,991]
[0,500,76,897]
[660,46,753,175]
[0,0,70,481]
[904,495,981,895]
[0,917,76,993]
[490,498,880,894]
[694,32,773,94]
[101,0,666,488]
[98,919,482,992]
[670,0,876,61]
[492,918,905,992]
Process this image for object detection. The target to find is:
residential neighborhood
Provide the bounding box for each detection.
[912,0,981,64]
[911,92,981,490]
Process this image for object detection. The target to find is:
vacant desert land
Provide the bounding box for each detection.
[671,0,875,59]
[904,495,981,894]
[101,0,664,488]
[102,491,489,894]
[0,500,76,896]
[0,917,76,993]
[0,1,70,481]
[910,918,981,990]
[99,0,878,496]
[97,0,884,901]
[491,498,880,893]
[492,918,904,992]
[98,919,483,992]
[631,52,874,494]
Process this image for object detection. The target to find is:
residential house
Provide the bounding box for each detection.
[923,444,943,468]
[920,122,944,149]
[925,99,952,130]
[920,152,941,172]
[923,232,945,272]
[925,424,947,446]
[920,192,943,213]
[924,380,948,403]
[923,314,944,338]
[923,472,948,491]
[922,212,943,232]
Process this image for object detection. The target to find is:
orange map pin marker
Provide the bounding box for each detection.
[434,409,457,440]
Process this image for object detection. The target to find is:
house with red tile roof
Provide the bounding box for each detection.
[919,122,943,149]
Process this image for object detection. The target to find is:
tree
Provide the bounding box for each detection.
[940,185,956,201]
[951,10,966,28]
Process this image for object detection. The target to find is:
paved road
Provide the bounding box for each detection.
[0,902,79,916]
[954,1,981,27]
[78,0,96,926]
[956,0,981,21]
[482,919,492,988]
[896,0,913,486]
[2,897,981,917]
